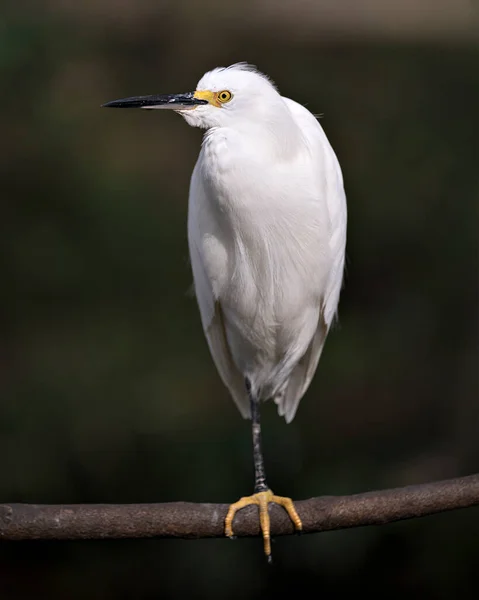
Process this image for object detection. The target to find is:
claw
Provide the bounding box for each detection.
[224,489,302,560]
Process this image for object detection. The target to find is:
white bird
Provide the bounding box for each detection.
[103,63,347,560]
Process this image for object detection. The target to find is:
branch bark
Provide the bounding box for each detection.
[1,474,479,541]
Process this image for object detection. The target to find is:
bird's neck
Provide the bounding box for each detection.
[241,107,303,161]
[203,106,303,163]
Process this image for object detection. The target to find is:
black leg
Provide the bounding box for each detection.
[246,378,268,494]
[225,379,302,561]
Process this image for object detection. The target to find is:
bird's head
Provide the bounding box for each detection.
[102,63,283,130]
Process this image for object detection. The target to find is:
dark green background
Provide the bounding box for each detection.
[1,2,478,598]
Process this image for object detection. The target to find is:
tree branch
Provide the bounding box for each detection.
[1,474,479,541]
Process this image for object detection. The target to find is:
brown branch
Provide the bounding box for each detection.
[1,474,479,541]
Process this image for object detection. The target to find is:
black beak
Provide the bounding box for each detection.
[101,92,208,110]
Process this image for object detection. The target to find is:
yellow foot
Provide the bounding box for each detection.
[224,489,302,560]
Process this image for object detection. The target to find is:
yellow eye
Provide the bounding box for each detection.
[217,90,232,104]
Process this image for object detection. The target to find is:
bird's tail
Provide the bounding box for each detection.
[274,318,328,423]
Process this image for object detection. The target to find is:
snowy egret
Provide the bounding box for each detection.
[103,63,347,560]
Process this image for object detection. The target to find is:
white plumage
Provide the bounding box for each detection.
[184,64,347,422]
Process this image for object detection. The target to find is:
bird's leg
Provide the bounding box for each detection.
[249,379,268,494]
[224,379,303,561]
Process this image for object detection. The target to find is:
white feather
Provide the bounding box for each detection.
[186,64,347,422]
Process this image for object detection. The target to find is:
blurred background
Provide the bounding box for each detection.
[1,0,478,598]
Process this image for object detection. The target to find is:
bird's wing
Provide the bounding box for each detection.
[275,98,347,422]
[187,160,250,419]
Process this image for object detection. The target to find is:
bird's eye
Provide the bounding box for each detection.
[217,90,232,104]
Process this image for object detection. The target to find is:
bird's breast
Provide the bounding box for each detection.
[199,181,327,362]
[198,135,329,319]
